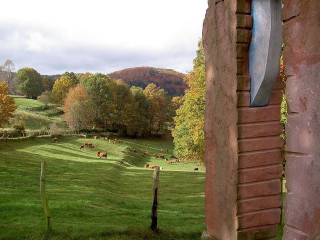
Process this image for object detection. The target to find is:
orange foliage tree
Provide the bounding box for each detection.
[0,82,16,127]
[63,85,94,130]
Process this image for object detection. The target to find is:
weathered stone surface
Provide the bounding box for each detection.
[238,121,282,138]
[238,164,282,183]
[238,208,281,229]
[203,0,238,239]
[238,106,280,123]
[238,149,282,169]
[237,225,278,240]
[282,0,320,239]
[238,136,283,152]
[237,195,282,214]
[238,179,281,199]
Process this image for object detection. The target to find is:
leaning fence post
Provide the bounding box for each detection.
[150,166,160,231]
[40,161,52,232]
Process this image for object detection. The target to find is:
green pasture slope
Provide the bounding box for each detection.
[0,136,205,240]
[8,96,66,131]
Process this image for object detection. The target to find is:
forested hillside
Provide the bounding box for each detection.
[108,67,187,96]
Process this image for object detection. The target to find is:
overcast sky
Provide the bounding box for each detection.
[0,0,207,75]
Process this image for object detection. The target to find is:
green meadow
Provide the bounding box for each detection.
[0,135,205,240]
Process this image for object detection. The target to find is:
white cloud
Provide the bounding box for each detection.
[0,0,207,74]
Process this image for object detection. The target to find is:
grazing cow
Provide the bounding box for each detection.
[194,168,199,171]
[119,140,123,143]
[104,137,108,140]
[144,149,149,155]
[166,148,168,152]
[81,134,87,138]
[140,153,145,156]
[160,149,164,152]
[145,163,150,168]
[85,142,93,146]
[113,140,117,144]
[99,152,107,158]
[96,151,101,157]
[52,137,58,143]
[166,161,172,165]
[93,136,98,139]
[159,155,165,158]
[80,145,85,149]
[174,158,180,163]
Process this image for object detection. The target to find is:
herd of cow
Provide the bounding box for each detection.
[51,136,199,171]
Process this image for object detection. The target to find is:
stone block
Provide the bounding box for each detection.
[238,149,282,169]
[237,195,282,214]
[238,208,281,229]
[238,179,281,199]
[238,164,282,183]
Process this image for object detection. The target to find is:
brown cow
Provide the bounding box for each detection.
[99,152,107,158]
[194,168,199,171]
[80,145,85,149]
[174,158,180,163]
[159,155,165,158]
[119,140,123,143]
[96,151,100,157]
[145,163,150,168]
[52,137,58,143]
[93,136,98,139]
[104,137,108,140]
[81,134,87,138]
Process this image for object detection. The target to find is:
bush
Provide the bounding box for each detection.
[49,123,65,136]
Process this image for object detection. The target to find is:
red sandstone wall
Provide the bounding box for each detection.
[282,0,320,239]
[236,1,283,239]
[203,0,283,239]
[203,0,238,239]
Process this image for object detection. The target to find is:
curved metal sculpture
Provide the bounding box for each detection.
[249,0,282,107]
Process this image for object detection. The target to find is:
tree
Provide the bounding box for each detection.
[130,86,151,136]
[16,68,43,99]
[143,83,173,135]
[0,60,16,94]
[62,72,79,85]
[51,76,75,104]
[0,82,16,128]
[111,80,137,135]
[173,40,206,162]
[81,73,113,128]
[63,85,94,130]
[41,76,54,92]
[37,90,52,108]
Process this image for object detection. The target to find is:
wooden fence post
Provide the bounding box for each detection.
[40,161,52,232]
[150,166,160,231]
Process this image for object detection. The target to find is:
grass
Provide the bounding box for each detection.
[6,96,67,131]
[0,135,205,240]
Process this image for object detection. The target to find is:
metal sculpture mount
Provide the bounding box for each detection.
[249,0,282,107]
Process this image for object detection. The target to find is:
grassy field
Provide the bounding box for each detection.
[4,96,67,132]
[0,135,205,240]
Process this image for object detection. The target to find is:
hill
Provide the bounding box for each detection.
[108,67,187,97]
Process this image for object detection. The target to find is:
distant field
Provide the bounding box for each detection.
[5,96,67,131]
[0,136,205,240]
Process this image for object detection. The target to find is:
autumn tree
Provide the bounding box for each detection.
[143,83,173,135]
[110,80,137,135]
[81,73,113,128]
[38,90,52,108]
[0,82,16,127]
[173,40,206,162]
[51,76,75,104]
[63,85,94,130]
[130,86,151,136]
[16,67,43,99]
[41,76,54,92]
